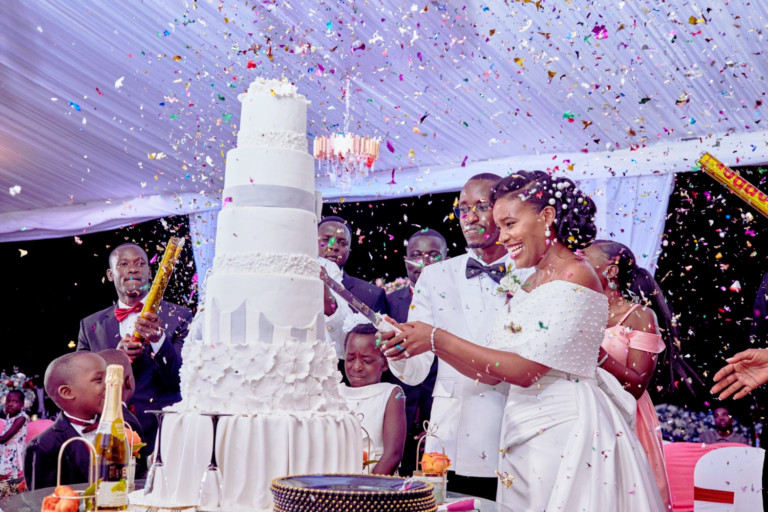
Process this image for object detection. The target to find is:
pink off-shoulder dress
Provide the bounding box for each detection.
[602,305,671,509]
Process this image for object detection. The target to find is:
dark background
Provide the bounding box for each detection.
[3,166,768,423]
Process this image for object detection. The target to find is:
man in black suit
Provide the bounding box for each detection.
[318,216,388,314]
[77,243,193,454]
[25,352,106,490]
[384,228,446,475]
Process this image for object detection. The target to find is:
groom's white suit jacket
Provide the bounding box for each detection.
[389,252,533,478]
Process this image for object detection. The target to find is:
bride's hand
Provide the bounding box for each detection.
[380,321,435,361]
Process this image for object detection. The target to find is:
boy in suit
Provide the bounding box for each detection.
[77,243,193,454]
[385,229,446,475]
[25,352,106,490]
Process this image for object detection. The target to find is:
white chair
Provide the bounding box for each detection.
[693,446,764,512]
[734,456,763,511]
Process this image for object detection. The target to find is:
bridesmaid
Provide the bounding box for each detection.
[584,240,699,509]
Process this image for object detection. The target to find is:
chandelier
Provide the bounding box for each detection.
[313,78,380,192]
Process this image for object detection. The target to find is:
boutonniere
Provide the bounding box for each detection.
[495,265,523,303]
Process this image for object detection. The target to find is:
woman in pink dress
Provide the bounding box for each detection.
[584,240,700,509]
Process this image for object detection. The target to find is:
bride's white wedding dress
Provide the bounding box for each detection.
[487,280,665,512]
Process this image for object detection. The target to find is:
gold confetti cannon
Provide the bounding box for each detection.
[698,152,768,218]
[131,237,185,344]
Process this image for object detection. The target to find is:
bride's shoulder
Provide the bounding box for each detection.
[556,258,602,293]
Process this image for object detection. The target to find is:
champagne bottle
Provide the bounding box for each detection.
[95,364,130,510]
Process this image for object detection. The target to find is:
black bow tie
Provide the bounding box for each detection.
[465,258,505,284]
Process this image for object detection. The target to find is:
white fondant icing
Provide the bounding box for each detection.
[237,80,308,136]
[179,312,343,414]
[211,253,320,279]
[236,130,308,152]
[159,412,361,511]
[164,78,361,512]
[215,207,318,256]
[224,147,315,192]
[204,274,323,335]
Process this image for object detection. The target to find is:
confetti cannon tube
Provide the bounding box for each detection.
[132,237,185,344]
[698,152,768,218]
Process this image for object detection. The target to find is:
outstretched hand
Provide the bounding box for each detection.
[378,321,436,361]
[711,348,768,400]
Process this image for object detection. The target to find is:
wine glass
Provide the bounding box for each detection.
[198,413,232,510]
[144,410,174,502]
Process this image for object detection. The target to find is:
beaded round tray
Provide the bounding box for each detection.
[271,474,437,512]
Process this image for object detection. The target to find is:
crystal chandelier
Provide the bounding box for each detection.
[313,78,380,192]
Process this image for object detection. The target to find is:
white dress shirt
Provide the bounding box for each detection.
[63,412,98,445]
[468,250,509,312]
[117,300,166,353]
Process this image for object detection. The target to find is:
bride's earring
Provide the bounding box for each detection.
[544,225,551,238]
[602,270,618,289]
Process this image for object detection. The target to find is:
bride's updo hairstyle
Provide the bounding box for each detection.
[490,170,598,249]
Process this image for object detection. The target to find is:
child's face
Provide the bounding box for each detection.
[67,354,107,417]
[345,333,388,387]
[4,393,23,415]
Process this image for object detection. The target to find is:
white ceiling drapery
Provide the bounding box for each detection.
[2,0,768,242]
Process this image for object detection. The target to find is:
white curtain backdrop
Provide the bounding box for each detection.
[189,210,218,284]
[577,173,675,275]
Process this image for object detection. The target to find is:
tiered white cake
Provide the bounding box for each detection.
[157,79,362,511]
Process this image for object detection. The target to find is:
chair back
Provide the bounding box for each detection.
[25,419,54,443]
[693,446,764,512]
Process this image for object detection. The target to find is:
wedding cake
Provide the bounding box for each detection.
[155,78,362,511]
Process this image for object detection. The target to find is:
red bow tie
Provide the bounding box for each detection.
[115,302,144,323]
[68,416,99,434]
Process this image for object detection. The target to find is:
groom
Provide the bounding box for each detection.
[387,174,533,500]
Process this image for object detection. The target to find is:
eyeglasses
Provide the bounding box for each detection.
[453,202,492,218]
[405,252,444,264]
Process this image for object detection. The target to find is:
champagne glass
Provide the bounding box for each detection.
[144,410,174,501]
[198,413,232,510]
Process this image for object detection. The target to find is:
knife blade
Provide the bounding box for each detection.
[320,271,401,333]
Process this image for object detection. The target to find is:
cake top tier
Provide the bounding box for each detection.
[238,78,310,104]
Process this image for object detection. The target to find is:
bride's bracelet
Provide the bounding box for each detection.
[597,353,609,367]
[430,327,439,353]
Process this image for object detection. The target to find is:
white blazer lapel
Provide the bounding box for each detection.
[457,254,486,341]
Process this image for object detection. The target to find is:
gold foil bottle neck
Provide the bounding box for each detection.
[105,364,124,387]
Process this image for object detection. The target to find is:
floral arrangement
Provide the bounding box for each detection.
[654,403,756,444]
[129,430,146,457]
[0,368,37,411]
[495,265,524,297]
[419,452,451,476]
[374,277,410,294]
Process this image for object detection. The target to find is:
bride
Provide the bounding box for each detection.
[381,171,664,511]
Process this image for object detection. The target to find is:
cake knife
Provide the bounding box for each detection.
[320,271,401,334]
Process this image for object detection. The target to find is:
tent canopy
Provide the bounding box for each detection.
[2,0,768,242]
